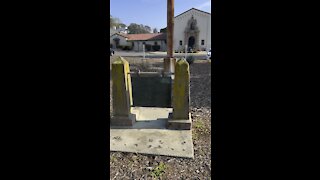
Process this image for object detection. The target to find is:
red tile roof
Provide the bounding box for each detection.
[126,33,166,41]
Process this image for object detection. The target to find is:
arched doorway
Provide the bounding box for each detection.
[184,16,200,51]
[188,36,195,49]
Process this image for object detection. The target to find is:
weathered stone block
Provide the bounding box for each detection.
[167,59,192,130]
[172,59,190,119]
[167,112,192,130]
[111,57,135,126]
[110,114,137,126]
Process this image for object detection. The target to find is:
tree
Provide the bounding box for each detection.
[144,26,151,33]
[128,23,150,34]
[118,23,127,28]
[110,15,122,28]
[160,27,167,33]
[110,15,116,27]
[153,28,158,33]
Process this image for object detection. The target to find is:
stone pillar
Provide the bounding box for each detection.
[167,59,192,130]
[111,57,136,126]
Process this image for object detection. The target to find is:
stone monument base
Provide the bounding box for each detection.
[110,113,137,126]
[167,113,192,130]
[110,107,194,158]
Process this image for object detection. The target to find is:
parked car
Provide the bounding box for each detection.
[207,49,211,59]
[110,48,114,56]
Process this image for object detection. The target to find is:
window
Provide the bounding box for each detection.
[154,41,158,45]
[143,42,146,45]
[179,40,182,45]
[201,40,205,45]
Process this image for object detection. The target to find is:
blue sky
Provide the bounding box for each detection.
[110,0,211,31]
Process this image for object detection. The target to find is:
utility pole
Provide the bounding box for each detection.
[167,0,174,58]
[164,0,175,75]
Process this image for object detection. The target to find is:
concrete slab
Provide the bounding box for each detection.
[110,129,194,158]
[110,107,194,158]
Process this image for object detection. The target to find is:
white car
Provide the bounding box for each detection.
[207,49,211,59]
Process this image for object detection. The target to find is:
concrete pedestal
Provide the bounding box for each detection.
[110,107,194,158]
[167,113,192,130]
[110,113,137,126]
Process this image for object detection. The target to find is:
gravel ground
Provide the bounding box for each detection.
[110,56,211,179]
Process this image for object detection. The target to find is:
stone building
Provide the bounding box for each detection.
[110,33,131,49]
[173,8,211,51]
[110,33,166,51]
[127,33,166,52]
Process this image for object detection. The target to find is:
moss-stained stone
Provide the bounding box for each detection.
[172,59,190,119]
[111,57,135,126]
[167,59,192,130]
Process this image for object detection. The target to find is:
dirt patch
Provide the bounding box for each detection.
[110,56,211,179]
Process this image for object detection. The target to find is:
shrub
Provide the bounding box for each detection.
[122,46,132,50]
[150,162,166,179]
[145,44,152,51]
[152,45,161,51]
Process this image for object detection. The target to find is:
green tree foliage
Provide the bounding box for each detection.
[110,15,116,27]
[110,15,124,28]
[153,28,158,33]
[144,25,151,33]
[160,27,167,33]
[117,23,127,28]
[110,16,154,34]
[128,23,151,34]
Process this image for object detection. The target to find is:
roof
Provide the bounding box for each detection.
[110,33,129,38]
[175,8,211,19]
[126,33,166,41]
